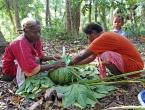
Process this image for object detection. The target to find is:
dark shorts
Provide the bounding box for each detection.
[1,72,15,81]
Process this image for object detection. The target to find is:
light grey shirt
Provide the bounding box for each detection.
[110,28,126,37]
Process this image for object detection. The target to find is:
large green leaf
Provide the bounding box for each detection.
[92,91,106,99]
[95,85,109,94]
[106,85,117,91]
[24,78,31,91]
[55,85,72,93]
[26,84,34,93]
[86,88,98,102]
[62,85,77,108]
[56,84,98,108]
[86,98,97,108]
[75,84,88,107]
[16,78,27,93]
[16,72,55,98]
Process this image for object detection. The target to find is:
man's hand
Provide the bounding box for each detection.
[68,61,74,66]
[53,61,66,68]
[52,55,61,61]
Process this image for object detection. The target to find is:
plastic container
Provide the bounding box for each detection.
[138,90,145,106]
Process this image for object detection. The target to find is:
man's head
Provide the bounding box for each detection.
[113,14,124,30]
[22,18,41,43]
[82,22,103,42]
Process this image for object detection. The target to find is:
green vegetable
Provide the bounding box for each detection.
[16,72,55,99]
[16,79,27,93]
[48,66,77,85]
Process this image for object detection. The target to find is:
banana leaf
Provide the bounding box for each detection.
[16,72,55,99]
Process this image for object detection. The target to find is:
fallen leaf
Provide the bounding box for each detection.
[0,93,9,99]
[94,102,104,110]
[10,96,21,102]
[44,100,53,110]
[29,98,43,110]
[58,101,64,107]
[44,87,57,100]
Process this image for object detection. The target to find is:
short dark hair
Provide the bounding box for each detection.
[82,22,103,34]
[114,14,124,23]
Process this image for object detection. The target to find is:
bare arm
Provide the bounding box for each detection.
[69,49,94,65]
[24,60,66,77]
[40,55,61,61]
[40,60,66,72]
[77,54,97,64]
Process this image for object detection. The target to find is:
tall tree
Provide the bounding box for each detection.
[4,0,16,31]
[100,5,107,31]
[94,1,99,22]
[141,5,145,23]
[88,0,92,22]
[65,0,80,39]
[13,0,21,30]
[45,0,51,26]
[65,0,72,36]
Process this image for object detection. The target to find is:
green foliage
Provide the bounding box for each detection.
[125,23,145,38]
[16,72,55,99]
[55,83,116,108]
[48,46,98,86]
[81,4,90,16]
[16,69,145,108]
[16,62,145,109]
[41,18,67,40]
[1,0,145,42]
[41,26,66,40]
[1,27,19,42]
[48,64,100,85]
[30,1,44,19]
[0,0,45,42]
[55,84,96,108]
[15,64,117,108]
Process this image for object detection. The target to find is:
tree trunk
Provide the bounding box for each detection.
[54,5,57,18]
[141,6,145,24]
[65,0,72,36]
[45,0,51,26]
[88,0,92,22]
[13,0,21,30]
[59,8,62,16]
[5,0,16,31]
[110,7,114,25]
[65,0,80,39]
[101,6,107,31]
[67,0,80,40]
[94,1,98,22]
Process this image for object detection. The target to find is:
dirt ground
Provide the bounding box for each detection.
[0,39,145,110]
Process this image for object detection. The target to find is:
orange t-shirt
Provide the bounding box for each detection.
[88,32,144,77]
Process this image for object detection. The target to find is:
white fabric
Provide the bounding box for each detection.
[14,60,25,88]
[0,60,2,67]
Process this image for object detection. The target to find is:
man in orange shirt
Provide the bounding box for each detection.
[69,22,144,78]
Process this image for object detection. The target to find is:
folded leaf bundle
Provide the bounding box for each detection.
[16,72,55,99]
